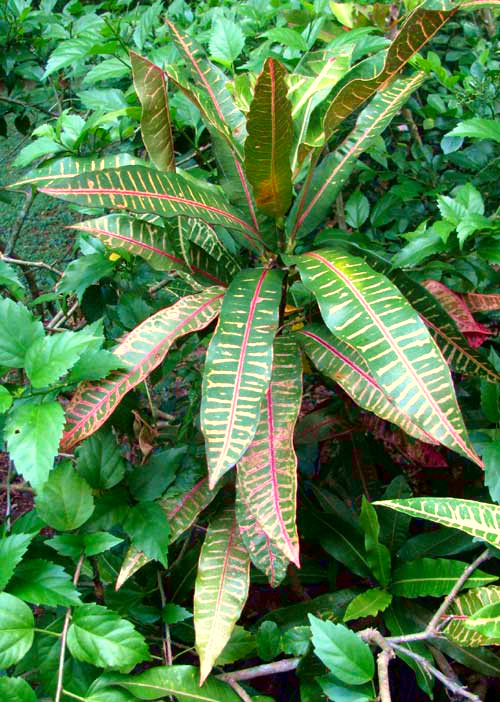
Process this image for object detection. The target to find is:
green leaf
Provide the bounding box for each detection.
[289,74,425,239]
[323,2,457,136]
[256,621,281,662]
[217,626,256,665]
[201,269,283,488]
[0,533,34,592]
[374,498,500,550]
[41,166,263,254]
[83,57,131,86]
[0,259,25,300]
[76,429,126,490]
[0,677,36,702]
[308,615,375,685]
[162,604,192,625]
[5,400,65,491]
[58,253,115,302]
[131,52,175,172]
[445,586,500,647]
[61,288,223,451]
[482,440,500,503]
[194,507,250,683]
[25,328,100,388]
[317,674,375,702]
[263,27,308,52]
[282,626,311,656]
[67,603,150,672]
[7,559,81,607]
[359,498,391,587]
[43,37,95,77]
[0,385,13,413]
[68,349,127,384]
[128,447,183,501]
[244,58,293,219]
[104,665,241,701]
[446,118,500,144]
[36,461,94,531]
[466,601,500,643]
[320,522,371,578]
[343,589,392,623]
[124,502,170,568]
[236,337,302,565]
[0,299,44,367]
[209,18,245,68]
[287,249,481,466]
[0,592,34,667]
[392,558,497,598]
[398,528,474,561]
[345,192,369,229]
[12,137,66,169]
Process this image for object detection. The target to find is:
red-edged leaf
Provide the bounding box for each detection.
[363,415,448,468]
[131,51,175,172]
[61,288,224,450]
[244,58,293,219]
[40,165,263,254]
[236,337,302,565]
[463,292,500,313]
[201,269,284,488]
[161,476,219,542]
[423,280,493,348]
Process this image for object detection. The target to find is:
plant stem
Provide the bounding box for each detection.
[217,657,301,683]
[226,678,253,702]
[60,691,86,701]
[34,628,62,637]
[0,95,58,117]
[0,253,62,276]
[5,189,35,256]
[377,649,394,702]
[55,553,85,702]
[157,571,172,666]
[391,644,480,702]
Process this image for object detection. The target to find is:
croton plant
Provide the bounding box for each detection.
[11,0,500,685]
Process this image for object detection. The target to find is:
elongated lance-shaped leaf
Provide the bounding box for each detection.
[186,219,240,279]
[194,507,250,684]
[40,165,264,254]
[336,242,500,382]
[297,323,438,444]
[445,586,500,647]
[235,487,289,588]
[201,268,284,488]
[374,498,500,549]
[289,73,425,239]
[161,476,219,542]
[71,214,229,287]
[236,337,302,565]
[167,22,246,142]
[9,153,142,190]
[286,249,482,466]
[131,52,175,172]
[244,58,293,219]
[61,288,224,450]
[116,546,151,591]
[323,1,458,138]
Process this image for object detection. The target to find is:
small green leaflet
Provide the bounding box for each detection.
[0,592,34,668]
[343,590,392,622]
[209,18,245,69]
[6,559,82,607]
[359,498,391,587]
[5,401,65,491]
[67,603,150,672]
[0,298,44,367]
[308,615,375,685]
[76,429,126,490]
[35,461,94,531]
[466,601,500,644]
[0,533,35,591]
[445,586,500,647]
[124,503,170,568]
[0,385,12,413]
[0,677,36,702]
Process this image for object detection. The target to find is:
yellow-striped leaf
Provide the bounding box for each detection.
[61,288,224,450]
[286,249,481,466]
[465,601,500,644]
[115,546,150,591]
[446,587,500,647]
[244,58,293,219]
[297,323,438,444]
[131,52,175,172]
[235,488,289,588]
[201,268,284,488]
[236,337,302,565]
[39,166,263,253]
[374,498,500,549]
[289,74,425,239]
[323,1,458,137]
[8,153,141,190]
[161,475,219,543]
[194,507,250,683]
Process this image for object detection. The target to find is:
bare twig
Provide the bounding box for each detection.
[1,254,62,276]
[47,301,79,330]
[226,679,253,702]
[391,644,480,702]
[377,649,394,702]
[55,552,85,702]
[157,571,172,667]
[0,94,58,117]
[4,189,35,256]
[217,657,301,683]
